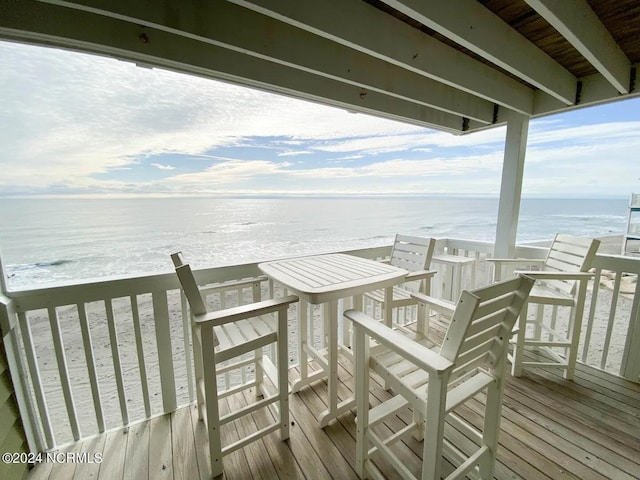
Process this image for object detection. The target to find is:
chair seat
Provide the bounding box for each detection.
[370,335,438,395]
[528,284,575,306]
[215,313,278,363]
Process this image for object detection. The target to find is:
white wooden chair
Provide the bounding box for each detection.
[171,252,298,478]
[346,275,533,480]
[364,234,436,326]
[488,234,600,379]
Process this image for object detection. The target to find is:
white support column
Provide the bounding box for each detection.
[494,111,530,258]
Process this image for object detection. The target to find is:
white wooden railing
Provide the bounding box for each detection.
[0,245,390,453]
[1,240,638,454]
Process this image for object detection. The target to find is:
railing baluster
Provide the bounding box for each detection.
[104,299,128,425]
[152,291,177,413]
[48,306,81,441]
[77,302,105,432]
[130,296,151,417]
[18,311,55,448]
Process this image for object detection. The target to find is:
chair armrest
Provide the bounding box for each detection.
[410,292,456,315]
[345,309,453,375]
[199,275,267,296]
[195,295,299,328]
[405,269,437,281]
[513,271,595,281]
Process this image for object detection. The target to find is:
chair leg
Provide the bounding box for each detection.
[422,377,447,480]
[565,280,589,380]
[416,301,429,338]
[354,327,370,479]
[412,409,424,441]
[479,356,506,479]
[564,309,578,380]
[255,348,264,399]
[201,326,224,478]
[295,298,308,393]
[277,308,290,441]
[533,303,544,347]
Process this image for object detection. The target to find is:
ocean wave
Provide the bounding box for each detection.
[216,221,279,233]
[11,259,74,271]
[358,234,388,241]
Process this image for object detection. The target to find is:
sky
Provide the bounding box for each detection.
[1,40,639,198]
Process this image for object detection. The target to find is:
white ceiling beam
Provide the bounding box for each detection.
[1,0,480,134]
[525,0,631,94]
[383,0,577,105]
[38,0,497,124]
[533,68,640,117]
[229,0,534,115]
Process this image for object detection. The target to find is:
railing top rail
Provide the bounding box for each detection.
[592,253,640,274]
[10,236,639,312]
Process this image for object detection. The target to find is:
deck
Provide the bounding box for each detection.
[25,316,640,480]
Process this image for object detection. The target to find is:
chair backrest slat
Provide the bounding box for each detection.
[458,323,503,357]
[389,234,435,273]
[466,310,509,338]
[472,295,517,321]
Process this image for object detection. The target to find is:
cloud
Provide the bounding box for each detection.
[151,163,176,170]
[277,150,314,157]
[528,121,640,146]
[164,160,287,186]
[0,41,424,191]
[1,41,640,197]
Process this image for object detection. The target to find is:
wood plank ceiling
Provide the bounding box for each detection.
[0,0,638,134]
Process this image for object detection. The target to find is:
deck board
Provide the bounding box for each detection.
[73,433,104,480]
[148,412,172,479]
[122,420,149,480]
[27,353,640,480]
[172,406,200,480]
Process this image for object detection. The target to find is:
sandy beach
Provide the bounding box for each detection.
[21,234,637,447]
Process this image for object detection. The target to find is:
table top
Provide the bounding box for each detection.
[258,253,407,304]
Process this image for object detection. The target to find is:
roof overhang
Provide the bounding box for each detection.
[0,0,638,134]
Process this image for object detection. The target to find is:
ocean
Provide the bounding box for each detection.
[0,195,628,289]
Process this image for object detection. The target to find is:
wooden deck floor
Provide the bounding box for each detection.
[27,338,640,479]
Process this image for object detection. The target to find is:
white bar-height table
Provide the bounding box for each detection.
[259,253,407,427]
